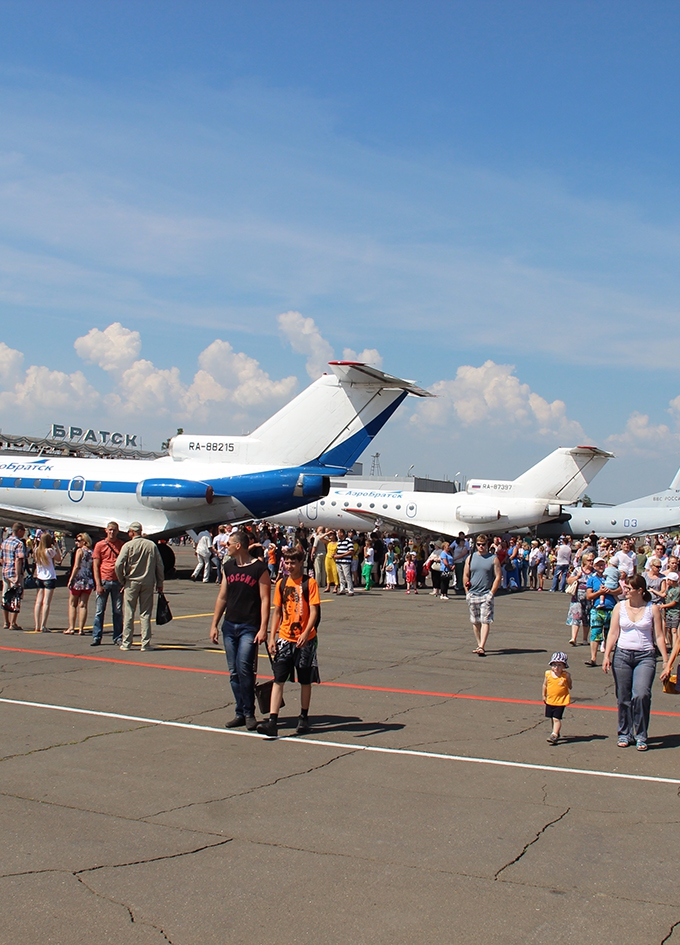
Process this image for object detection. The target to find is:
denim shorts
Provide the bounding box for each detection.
[36,578,57,590]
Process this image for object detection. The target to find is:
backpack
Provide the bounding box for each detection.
[276,574,321,630]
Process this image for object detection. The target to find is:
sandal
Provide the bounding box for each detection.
[584,659,597,667]
[636,740,648,751]
[63,629,75,634]
[617,738,630,748]
[473,647,486,657]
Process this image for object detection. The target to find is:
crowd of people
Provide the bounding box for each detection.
[191,522,680,748]
[4,517,679,750]
[1,520,164,650]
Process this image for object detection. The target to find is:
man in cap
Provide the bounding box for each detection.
[115,522,164,652]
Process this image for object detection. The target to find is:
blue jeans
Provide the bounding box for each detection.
[222,621,258,718]
[551,564,569,592]
[92,580,123,642]
[611,647,657,744]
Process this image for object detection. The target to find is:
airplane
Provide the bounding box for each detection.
[537,465,680,539]
[0,362,431,538]
[272,446,614,537]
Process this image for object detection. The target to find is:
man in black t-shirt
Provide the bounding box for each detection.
[210,530,271,730]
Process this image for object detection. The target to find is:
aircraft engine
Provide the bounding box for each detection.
[455,504,502,524]
[293,474,331,499]
[545,503,562,518]
[137,479,215,511]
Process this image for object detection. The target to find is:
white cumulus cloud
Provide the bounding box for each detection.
[607,411,678,454]
[414,360,585,440]
[277,310,334,379]
[74,322,142,372]
[0,342,24,384]
[342,347,383,368]
[0,323,302,440]
[0,364,99,416]
[197,339,297,407]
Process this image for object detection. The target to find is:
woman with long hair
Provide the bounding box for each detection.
[66,533,94,634]
[603,574,669,751]
[33,533,62,632]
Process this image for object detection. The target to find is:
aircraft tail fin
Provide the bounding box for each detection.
[247,362,431,469]
[511,446,614,503]
[669,466,680,491]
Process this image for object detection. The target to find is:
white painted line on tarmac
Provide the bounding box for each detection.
[2,696,678,787]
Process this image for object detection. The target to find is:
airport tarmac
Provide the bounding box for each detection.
[2,550,679,945]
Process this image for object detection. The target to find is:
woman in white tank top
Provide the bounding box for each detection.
[603,574,668,750]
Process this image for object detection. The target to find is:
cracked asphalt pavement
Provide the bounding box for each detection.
[1,550,679,944]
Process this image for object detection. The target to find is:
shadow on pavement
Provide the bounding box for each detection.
[277,714,405,736]
[647,733,680,750]
[492,647,548,656]
[558,734,608,744]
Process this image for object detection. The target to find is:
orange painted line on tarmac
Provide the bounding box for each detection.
[0,645,231,676]
[1,645,679,717]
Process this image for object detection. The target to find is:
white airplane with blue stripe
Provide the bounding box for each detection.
[0,362,430,537]
[274,446,614,537]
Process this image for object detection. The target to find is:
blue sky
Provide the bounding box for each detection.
[1,0,680,502]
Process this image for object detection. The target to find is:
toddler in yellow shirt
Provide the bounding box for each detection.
[542,651,572,745]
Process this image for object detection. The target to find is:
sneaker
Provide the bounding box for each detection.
[429,590,437,596]
[140,645,154,652]
[406,590,410,594]
[225,716,246,728]
[245,716,258,731]
[256,718,278,738]
[90,639,101,647]
[347,592,354,597]
[547,733,559,745]
[296,716,312,735]
[119,644,131,650]
[112,638,122,646]
[440,595,449,600]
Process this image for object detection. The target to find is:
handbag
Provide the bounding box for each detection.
[23,574,38,590]
[254,651,284,714]
[662,673,678,694]
[2,585,23,612]
[255,679,276,715]
[155,592,173,625]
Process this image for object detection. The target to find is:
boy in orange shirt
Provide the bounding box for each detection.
[257,548,321,738]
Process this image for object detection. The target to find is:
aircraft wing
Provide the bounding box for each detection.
[342,507,459,539]
[0,502,101,535]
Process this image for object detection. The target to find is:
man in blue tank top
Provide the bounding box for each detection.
[463,534,502,657]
